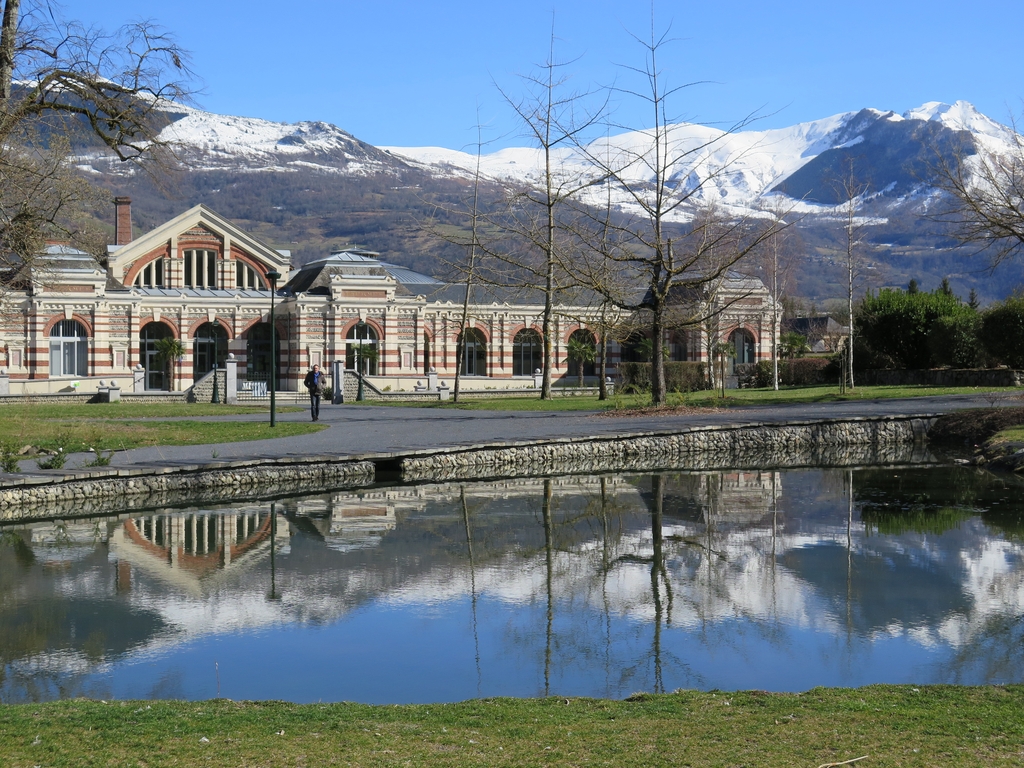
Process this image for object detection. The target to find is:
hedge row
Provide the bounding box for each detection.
[618,362,710,393]
[752,358,834,387]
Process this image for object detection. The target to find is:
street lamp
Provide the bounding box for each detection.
[266,269,281,427]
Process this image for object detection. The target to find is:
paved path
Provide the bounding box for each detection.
[95,392,1009,471]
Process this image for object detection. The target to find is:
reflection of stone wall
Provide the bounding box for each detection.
[0,460,374,522]
[400,417,937,481]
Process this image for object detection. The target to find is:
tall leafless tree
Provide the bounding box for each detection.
[573,25,787,405]
[834,161,866,389]
[495,27,605,398]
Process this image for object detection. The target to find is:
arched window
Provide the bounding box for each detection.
[567,329,596,378]
[346,323,379,375]
[184,249,219,288]
[134,259,167,288]
[729,328,756,372]
[246,322,279,383]
[512,329,543,376]
[236,261,265,290]
[193,322,228,378]
[49,319,87,377]
[140,322,174,390]
[458,328,486,376]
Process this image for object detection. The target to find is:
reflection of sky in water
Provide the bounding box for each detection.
[2,466,1024,703]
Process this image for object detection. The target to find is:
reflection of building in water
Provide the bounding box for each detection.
[109,508,289,596]
[663,471,782,527]
[291,493,398,553]
[287,475,647,551]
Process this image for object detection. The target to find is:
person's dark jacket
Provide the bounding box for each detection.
[304,370,324,395]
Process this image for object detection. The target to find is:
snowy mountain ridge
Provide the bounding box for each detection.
[384,100,1013,215]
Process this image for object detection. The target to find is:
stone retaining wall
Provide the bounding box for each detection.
[0,415,937,523]
[0,459,374,522]
[398,416,936,481]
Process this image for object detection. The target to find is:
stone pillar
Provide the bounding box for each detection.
[331,359,344,403]
[133,364,145,393]
[0,369,8,396]
[427,367,438,391]
[225,354,238,405]
[437,381,450,401]
[108,381,121,402]
[533,369,543,388]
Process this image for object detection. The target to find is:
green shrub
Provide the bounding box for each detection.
[980,295,1024,368]
[37,433,73,470]
[928,313,983,368]
[857,287,974,369]
[753,358,832,387]
[619,362,708,393]
[1,442,20,473]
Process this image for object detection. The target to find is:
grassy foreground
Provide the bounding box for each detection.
[363,384,1017,412]
[0,402,319,453]
[1,687,1021,767]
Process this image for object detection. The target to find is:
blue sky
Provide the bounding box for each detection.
[58,0,1024,150]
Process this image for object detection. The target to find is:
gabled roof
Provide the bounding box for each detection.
[107,204,291,278]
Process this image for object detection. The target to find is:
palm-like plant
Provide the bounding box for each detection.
[566,337,597,388]
[154,336,185,391]
[780,332,810,359]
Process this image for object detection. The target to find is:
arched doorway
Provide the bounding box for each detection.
[49,319,88,378]
[729,328,755,373]
[346,323,379,374]
[567,329,597,378]
[512,329,543,376]
[458,328,486,376]
[193,322,228,379]
[140,322,174,390]
[246,323,280,386]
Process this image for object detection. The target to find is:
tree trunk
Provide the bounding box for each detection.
[651,298,667,405]
[0,0,20,110]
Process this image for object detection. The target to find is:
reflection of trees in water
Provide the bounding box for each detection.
[855,466,1024,538]
[941,613,1024,685]
[5,465,1024,700]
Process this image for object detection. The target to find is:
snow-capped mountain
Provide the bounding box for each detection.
[385,100,1014,216]
[71,99,1024,301]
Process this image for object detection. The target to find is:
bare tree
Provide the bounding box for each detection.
[0,0,192,295]
[495,26,605,398]
[573,26,787,405]
[754,200,799,390]
[451,122,489,403]
[834,161,866,389]
[935,118,1024,267]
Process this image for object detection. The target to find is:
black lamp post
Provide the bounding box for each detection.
[266,269,281,427]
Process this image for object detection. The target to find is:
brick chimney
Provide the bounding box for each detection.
[114,196,133,245]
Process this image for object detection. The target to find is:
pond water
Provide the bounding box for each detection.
[2,465,1024,704]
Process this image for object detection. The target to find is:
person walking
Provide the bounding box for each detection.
[303,364,325,421]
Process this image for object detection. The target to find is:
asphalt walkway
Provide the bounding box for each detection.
[96,392,1009,471]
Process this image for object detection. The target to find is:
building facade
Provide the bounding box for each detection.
[0,200,780,394]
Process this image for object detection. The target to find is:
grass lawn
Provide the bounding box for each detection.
[0,402,320,453]
[355,385,1019,412]
[0,686,1020,767]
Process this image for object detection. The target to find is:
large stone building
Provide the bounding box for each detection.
[0,199,780,395]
